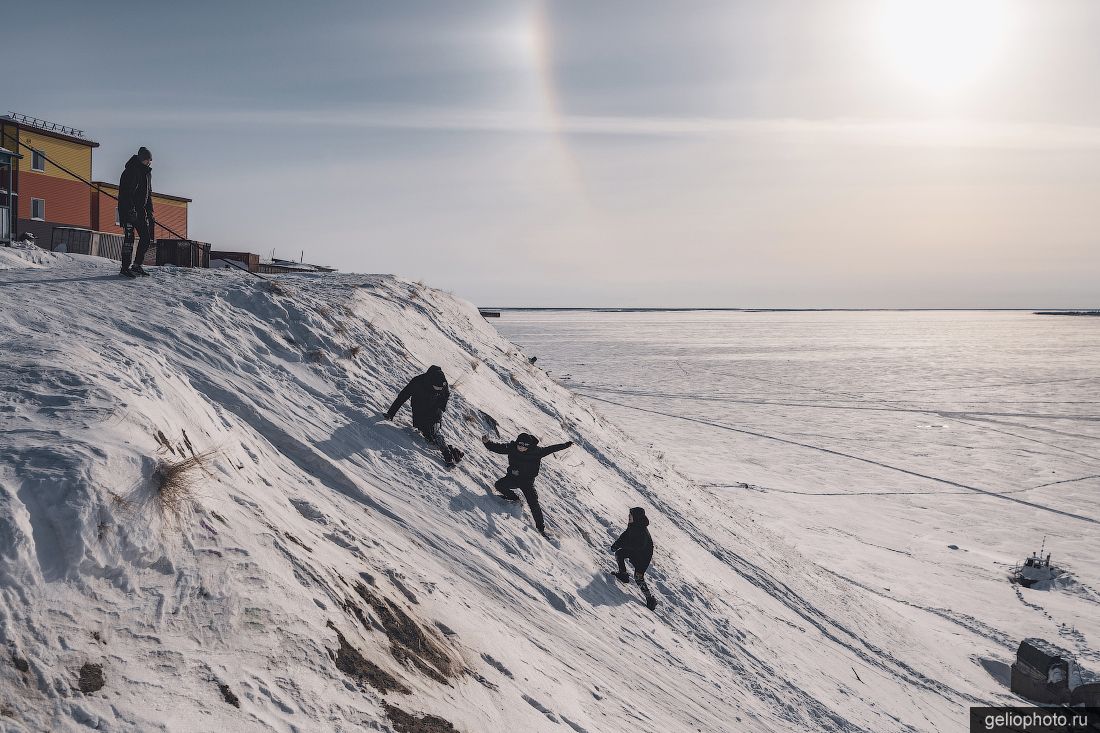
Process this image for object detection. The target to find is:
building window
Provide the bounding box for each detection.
[115,210,120,226]
[31,198,45,220]
[31,150,46,172]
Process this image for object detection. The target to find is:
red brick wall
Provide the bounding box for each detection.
[18,171,90,228]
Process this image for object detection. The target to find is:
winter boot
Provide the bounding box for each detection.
[119,264,136,278]
[130,263,150,277]
[613,571,631,584]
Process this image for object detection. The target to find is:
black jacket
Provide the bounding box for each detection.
[117,155,153,221]
[484,433,571,483]
[386,366,449,428]
[611,519,654,572]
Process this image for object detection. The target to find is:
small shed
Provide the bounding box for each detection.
[1011,638,1079,704]
[155,239,210,268]
[210,251,260,272]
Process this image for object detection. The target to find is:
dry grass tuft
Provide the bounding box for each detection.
[346,344,363,359]
[137,451,217,528]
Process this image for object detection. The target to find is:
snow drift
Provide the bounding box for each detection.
[0,250,999,732]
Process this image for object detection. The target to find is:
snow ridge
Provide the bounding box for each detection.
[1,251,989,731]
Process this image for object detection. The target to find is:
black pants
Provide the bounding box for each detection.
[495,475,544,531]
[122,214,154,268]
[416,422,450,456]
[616,550,654,598]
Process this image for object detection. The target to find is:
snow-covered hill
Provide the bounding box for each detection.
[1,250,1001,732]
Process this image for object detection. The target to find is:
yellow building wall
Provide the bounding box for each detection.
[8,128,93,180]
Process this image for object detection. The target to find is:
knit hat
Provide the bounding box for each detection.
[426,365,447,386]
[516,433,540,446]
[629,507,649,526]
[137,146,153,162]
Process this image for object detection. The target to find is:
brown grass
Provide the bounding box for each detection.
[140,451,217,528]
[346,344,363,359]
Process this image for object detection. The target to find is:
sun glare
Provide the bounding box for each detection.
[874,0,1014,93]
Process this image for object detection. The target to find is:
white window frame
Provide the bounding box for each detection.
[31,198,45,221]
[31,150,46,172]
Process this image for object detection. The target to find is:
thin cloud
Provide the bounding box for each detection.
[75,105,1100,150]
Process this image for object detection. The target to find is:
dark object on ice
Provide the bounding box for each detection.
[77,662,106,693]
[1034,311,1100,317]
[612,507,657,609]
[479,310,501,318]
[1011,546,1062,588]
[218,682,240,708]
[1073,682,1100,706]
[528,356,537,364]
[384,702,459,733]
[1010,638,1079,704]
[387,366,450,429]
[483,433,572,533]
[947,544,959,550]
[118,151,155,273]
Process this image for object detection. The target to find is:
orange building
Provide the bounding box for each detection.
[91,182,191,240]
[0,113,192,247]
[0,114,97,244]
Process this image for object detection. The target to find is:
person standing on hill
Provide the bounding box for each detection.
[117,147,155,277]
[385,365,462,466]
[612,507,658,610]
[482,432,572,536]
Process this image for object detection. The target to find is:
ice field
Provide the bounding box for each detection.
[498,309,1100,711]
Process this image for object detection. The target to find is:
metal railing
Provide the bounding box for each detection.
[4,112,85,139]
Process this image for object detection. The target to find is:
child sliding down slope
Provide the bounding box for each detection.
[612,507,658,611]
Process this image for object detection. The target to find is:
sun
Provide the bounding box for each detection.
[873,0,1014,93]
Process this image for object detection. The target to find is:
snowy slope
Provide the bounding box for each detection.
[1,251,1000,732]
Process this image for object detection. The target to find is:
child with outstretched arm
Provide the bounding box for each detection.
[482,432,572,536]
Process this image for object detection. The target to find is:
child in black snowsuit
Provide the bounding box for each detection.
[385,365,462,465]
[612,507,657,610]
[482,432,572,535]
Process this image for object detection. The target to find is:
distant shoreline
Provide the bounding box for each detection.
[485,307,1100,314]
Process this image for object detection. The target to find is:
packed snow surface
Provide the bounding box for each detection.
[2,249,1092,732]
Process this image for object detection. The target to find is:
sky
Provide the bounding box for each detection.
[8,0,1100,307]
